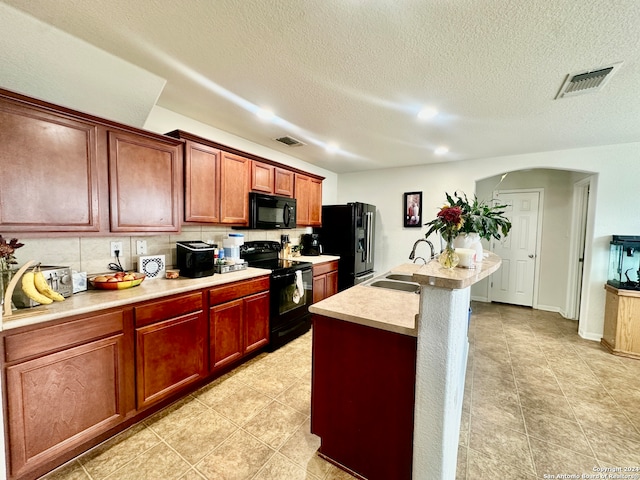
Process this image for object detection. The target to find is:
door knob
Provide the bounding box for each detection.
[528,254,534,258]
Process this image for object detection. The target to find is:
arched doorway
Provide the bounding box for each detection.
[471,169,596,333]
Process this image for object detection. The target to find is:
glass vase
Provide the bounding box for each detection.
[438,237,459,269]
[1,259,18,308]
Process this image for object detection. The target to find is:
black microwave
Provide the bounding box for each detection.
[248,192,297,229]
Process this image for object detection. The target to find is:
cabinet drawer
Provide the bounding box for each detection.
[209,276,269,305]
[135,292,203,327]
[4,310,125,363]
[313,260,339,277]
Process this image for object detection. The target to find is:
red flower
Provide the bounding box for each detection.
[437,206,464,229]
[0,235,24,264]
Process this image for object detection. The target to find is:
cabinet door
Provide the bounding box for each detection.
[0,98,102,232]
[251,161,274,194]
[295,174,311,226]
[185,140,220,222]
[295,174,323,226]
[274,168,294,197]
[210,298,244,371]
[326,270,339,298]
[244,291,270,354]
[313,275,327,304]
[108,130,182,232]
[136,312,207,409]
[309,177,323,226]
[220,152,250,224]
[6,334,128,479]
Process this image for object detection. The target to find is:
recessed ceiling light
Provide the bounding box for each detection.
[256,108,275,120]
[434,146,449,155]
[326,142,339,154]
[417,107,438,120]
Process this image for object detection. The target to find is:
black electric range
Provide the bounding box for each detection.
[241,241,313,350]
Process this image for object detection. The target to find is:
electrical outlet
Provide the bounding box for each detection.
[110,241,123,257]
[136,240,148,255]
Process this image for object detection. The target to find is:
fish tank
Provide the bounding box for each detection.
[608,235,640,290]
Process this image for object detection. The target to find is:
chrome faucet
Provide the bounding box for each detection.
[409,238,435,263]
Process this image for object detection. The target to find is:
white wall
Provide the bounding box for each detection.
[0,2,165,127]
[338,142,640,341]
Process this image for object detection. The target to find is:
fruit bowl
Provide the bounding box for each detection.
[89,273,146,290]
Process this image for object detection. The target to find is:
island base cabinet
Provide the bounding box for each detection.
[6,334,130,480]
[311,314,417,480]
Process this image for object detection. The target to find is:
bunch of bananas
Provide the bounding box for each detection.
[21,265,65,305]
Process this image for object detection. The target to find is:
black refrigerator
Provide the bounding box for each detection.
[315,202,376,291]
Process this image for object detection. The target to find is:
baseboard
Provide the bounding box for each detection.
[578,330,602,342]
[470,296,489,302]
[535,304,571,319]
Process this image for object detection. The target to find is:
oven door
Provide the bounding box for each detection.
[270,267,313,331]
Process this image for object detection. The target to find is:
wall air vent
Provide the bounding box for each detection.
[555,62,622,99]
[274,135,306,147]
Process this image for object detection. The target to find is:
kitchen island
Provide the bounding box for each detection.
[309,254,501,480]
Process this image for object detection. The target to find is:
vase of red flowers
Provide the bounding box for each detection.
[424,205,463,269]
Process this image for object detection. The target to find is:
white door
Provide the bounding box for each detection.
[490,191,540,307]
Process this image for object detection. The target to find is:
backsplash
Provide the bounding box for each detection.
[10,226,311,276]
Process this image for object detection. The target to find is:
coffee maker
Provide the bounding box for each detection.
[301,234,322,256]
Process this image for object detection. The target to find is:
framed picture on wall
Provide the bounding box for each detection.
[404,192,422,228]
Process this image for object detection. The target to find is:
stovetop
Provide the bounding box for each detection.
[241,241,312,275]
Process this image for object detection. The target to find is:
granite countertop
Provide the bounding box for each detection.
[286,254,340,264]
[411,252,501,289]
[1,267,271,331]
[309,263,423,337]
[308,254,502,337]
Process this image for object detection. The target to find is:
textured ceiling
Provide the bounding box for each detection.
[3,0,640,173]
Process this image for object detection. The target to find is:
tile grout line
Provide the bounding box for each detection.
[500,310,539,479]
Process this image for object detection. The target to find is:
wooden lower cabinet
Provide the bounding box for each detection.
[209,278,270,372]
[602,284,640,359]
[210,298,244,370]
[2,277,270,480]
[134,292,207,409]
[311,314,417,480]
[312,260,339,303]
[3,309,134,480]
[244,291,270,354]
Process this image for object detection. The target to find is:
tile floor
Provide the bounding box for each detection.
[42,302,640,480]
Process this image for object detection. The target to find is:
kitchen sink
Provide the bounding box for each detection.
[368,280,420,294]
[385,273,415,282]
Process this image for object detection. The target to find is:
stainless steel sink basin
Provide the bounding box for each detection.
[368,280,420,293]
[385,274,415,282]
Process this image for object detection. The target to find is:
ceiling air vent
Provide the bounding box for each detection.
[274,135,306,147]
[555,62,622,99]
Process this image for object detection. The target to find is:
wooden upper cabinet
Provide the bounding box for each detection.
[275,167,294,197]
[108,130,182,232]
[251,161,275,194]
[309,176,322,225]
[185,140,221,223]
[220,151,251,225]
[0,95,102,232]
[251,161,294,198]
[295,173,323,226]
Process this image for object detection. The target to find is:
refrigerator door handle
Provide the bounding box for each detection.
[365,211,373,263]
